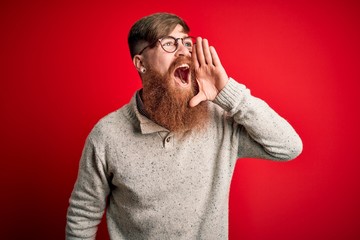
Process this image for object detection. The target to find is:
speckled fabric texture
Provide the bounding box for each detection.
[66,78,302,240]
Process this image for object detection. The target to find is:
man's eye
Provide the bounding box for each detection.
[184,41,193,47]
[163,41,175,46]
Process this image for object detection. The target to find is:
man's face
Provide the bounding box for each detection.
[141,24,193,91]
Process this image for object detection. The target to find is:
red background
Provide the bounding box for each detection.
[1,0,359,239]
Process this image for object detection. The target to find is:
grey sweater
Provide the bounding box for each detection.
[66,78,302,239]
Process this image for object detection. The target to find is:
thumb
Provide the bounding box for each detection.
[189,92,207,107]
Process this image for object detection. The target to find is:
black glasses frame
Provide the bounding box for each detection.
[138,36,195,55]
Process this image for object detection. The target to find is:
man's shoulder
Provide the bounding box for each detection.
[99,104,130,124]
[89,100,138,140]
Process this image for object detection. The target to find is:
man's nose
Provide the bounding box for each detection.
[175,41,191,57]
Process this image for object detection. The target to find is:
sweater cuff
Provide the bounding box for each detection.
[213,77,243,112]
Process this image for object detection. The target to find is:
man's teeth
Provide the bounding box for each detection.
[178,64,189,69]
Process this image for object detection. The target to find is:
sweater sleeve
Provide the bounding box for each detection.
[66,135,110,239]
[213,78,303,161]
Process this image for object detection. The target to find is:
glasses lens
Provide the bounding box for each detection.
[183,37,194,51]
[160,37,177,53]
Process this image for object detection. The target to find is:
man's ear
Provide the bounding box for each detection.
[133,55,144,73]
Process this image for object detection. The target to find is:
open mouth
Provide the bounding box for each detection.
[174,64,191,87]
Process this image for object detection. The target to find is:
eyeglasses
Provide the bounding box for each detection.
[138,36,195,55]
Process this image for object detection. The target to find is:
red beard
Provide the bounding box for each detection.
[142,56,209,133]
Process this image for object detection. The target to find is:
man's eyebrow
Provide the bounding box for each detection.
[168,34,189,38]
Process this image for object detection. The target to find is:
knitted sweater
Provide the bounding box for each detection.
[66,78,302,240]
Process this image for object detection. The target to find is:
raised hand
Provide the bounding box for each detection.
[189,37,229,107]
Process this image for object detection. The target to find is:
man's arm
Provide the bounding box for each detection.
[191,37,302,160]
[66,136,110,239]
[214,78,302,160]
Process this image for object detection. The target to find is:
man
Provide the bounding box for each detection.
[66,12,302,239]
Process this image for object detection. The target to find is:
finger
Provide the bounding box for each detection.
[195,37,205,66]
[189,92,206,107]
[210,46,222,67]
[202,39,213,65]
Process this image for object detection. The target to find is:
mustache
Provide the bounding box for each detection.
[168,56,194,73]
